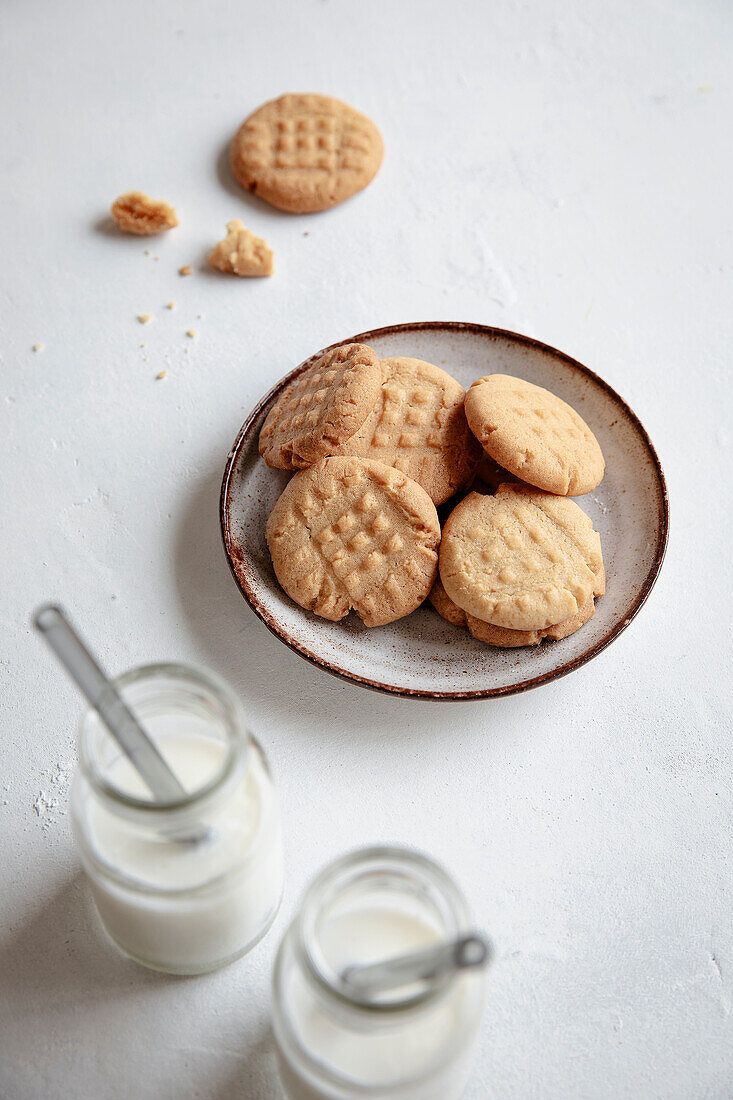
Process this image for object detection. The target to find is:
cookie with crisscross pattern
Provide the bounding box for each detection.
[332,357,481,504]
[429,562,603,641]
[259,344,382,470]
[231,94,383,213]
[439,485,603,631]
[466,593,597,647]
[465,374,604,496]
[266,456,440,626]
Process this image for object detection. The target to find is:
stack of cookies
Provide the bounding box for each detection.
[259,343,606,648]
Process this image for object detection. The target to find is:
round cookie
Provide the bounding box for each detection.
[230,93,383,214]
[464,374,605,496]
[259,344,382,471]
[333,358,482,505]
[428,575,467,627]
[266,456,440,627]
[439,484,603,631]
[466,593,596,648]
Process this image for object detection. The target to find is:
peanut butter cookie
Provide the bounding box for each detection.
[266,457,440,627]
[439,484,603,631]
[111,191,178,235]
[208,220,273,276]
[466,593,596,647]
[259,344,382,470]
[429,570,602,644]
[332,358,481,505]
[465,374,605,495]
[230,93,383,213]
[428,575,467,627]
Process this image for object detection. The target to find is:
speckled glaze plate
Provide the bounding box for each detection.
[221,323,668,699]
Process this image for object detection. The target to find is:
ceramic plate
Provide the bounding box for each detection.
[220,323,668,699]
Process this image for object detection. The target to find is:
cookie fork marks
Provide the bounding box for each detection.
[266,457,440,626]
[439,486,603,631]
[259,344,382,470]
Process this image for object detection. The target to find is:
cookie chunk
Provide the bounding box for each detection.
[464,374,604,495]
[230,93,383,213]
[111,191,178,235]
[332,358,481,505]
[439,485,603,631]
[259,344,382,470]
[466,593,596,648]
[428,575,467,627]
[266,457,440,627]
[208,220,273,276]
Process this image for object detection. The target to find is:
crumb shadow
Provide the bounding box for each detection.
[92,214,124,237]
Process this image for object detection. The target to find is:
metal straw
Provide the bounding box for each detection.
[33,604,187,804]
[341,932,491,999]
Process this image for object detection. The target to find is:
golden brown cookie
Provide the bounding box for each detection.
[259,344,382,471]
[466,593,596,648]
[230,94,383,214]
[110,191,178,235]
[439,484,603,631]
[464,374,605,496]
[332,357,481,505]
[208,220,273,276]
[428,575,467,627]
[266,457,440,627]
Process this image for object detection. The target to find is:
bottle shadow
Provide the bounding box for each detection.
[0,874,283,1097]
[0,873,164,1029]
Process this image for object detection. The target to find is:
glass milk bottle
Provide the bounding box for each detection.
[70,662,284,975]
[272,847,486,1100]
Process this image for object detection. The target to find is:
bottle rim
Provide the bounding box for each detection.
[78,661,246,816]
[293,844,471,1016]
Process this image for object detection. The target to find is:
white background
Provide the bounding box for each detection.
[1,0,731,1097]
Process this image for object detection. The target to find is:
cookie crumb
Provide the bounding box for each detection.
[208,219,274,277]
[111,191,178,236]
[156,370,167,380]
[186,328,197,338]
[166,301,176,310]
[138,313,153,324]
[144,249,151,255]
[32,342,44,352]
[179,264,192,276]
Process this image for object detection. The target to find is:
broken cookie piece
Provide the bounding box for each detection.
[208,220,273,277]
[111,191,179,236]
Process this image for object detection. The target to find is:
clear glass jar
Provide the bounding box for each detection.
[71,662,284,975]
[272,846,486,1100]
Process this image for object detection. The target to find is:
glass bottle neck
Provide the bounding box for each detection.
[78,662,249,823]
[293,846,471,1018]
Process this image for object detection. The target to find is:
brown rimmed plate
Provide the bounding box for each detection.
[220,322,668,699]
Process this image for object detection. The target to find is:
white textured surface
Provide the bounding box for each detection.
[0,1,731,1097]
